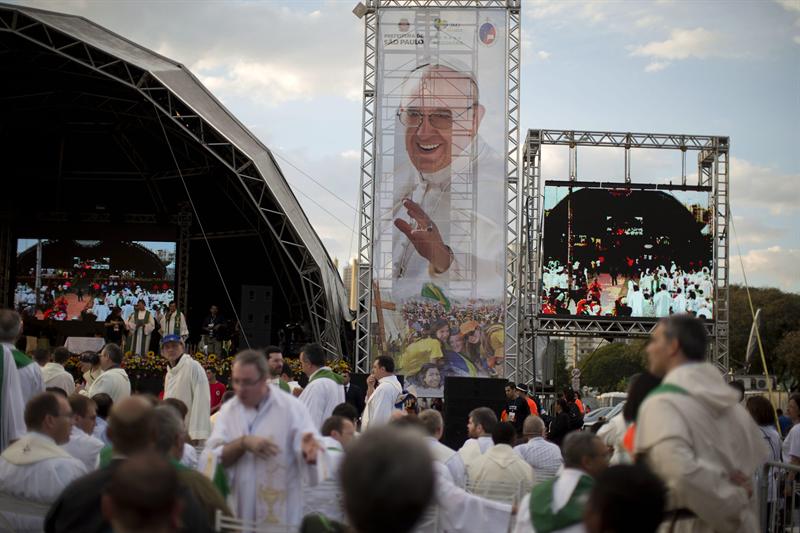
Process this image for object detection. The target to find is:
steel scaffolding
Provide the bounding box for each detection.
[521,129,731,379]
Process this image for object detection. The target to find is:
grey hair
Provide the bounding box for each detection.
[152,405,184,454]
[0,309,22,343]
[522,415,545,437]
[233,349,269,379]
[418,409,444,437]
[562,431,602,469]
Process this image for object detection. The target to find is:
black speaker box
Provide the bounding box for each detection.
[442,377,506,450]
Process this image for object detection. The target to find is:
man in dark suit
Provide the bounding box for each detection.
[343,370,365,415]
[45,396,213,533]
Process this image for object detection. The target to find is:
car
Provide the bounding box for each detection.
[583,402,625,431]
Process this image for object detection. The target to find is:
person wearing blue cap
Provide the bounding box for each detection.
[162,334,211,443]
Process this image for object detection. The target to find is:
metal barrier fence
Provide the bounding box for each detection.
[759,461,800,533]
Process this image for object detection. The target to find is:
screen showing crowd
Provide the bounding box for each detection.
[540,182,714,319]
[15,238,176,321]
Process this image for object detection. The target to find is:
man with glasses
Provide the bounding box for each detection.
[201,349,322,528]
[162,334,211,443]
[61,394,104,471]
[81,343,131,404]
[0,392,87,531]
[389,63,504,297]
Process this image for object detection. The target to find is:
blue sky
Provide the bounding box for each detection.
[13,0,800,291]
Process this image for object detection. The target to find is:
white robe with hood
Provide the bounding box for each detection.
[635,362,769,533]
[163,353,212,440]
[82,367,131,404]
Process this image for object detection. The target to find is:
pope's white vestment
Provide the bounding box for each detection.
[0,432,87,532]
[164,354,211,440]
[61,425,104,471]
[0,346,25,451]
[201,386,320,527]
[361,375,403,430]
[298,368,345,429]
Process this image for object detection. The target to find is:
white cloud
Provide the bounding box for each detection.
[731,216,788,245]
[794,35,800,45]
[635,15,662,28]
[776,0,800,13]
[644,61,669,72]
[537,50,551,60]
[340,150,360,160]
[731,246,800,292]
[631,27,722,61]
[731,157,800,215]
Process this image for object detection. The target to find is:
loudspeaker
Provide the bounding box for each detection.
[442,377,506,450]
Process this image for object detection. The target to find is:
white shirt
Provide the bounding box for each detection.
[181,442,198,469]
[361,375,403,430]
[514,437,564,483]
[512,468,589,533]
[2,344,44,406]
[1,345,26,451]
[41,362,76,395]
[298,367,346,429]
[83,367,131,404]
[653,290,671,317]
[426,436,467,488]
[432,461,513,533]
[163,354,211,440]
[61,425,104,471]
[783,423,800,462]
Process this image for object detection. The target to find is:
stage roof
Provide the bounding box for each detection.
[0,3,350,354]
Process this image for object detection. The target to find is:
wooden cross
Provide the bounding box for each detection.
[372,281,396,352]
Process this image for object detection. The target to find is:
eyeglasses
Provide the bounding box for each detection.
[398,106,475,130]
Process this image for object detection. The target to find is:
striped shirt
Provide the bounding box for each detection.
[514,437,563,484]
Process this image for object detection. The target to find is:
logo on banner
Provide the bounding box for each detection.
[434,17,448,31]
[479,21,497,46]
[398,18,410,32]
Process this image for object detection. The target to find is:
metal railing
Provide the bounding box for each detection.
[759,461,800,533]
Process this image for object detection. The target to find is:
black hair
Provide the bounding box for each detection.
[375,355,395,373]
[491,421,516,446]
[623,373,662,423]
[301,343,327,368]
[586,464,666,533]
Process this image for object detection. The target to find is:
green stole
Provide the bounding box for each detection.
[647,383,689,398]
[309,368,343,385]
[127,310,151,355]
[11,348,34,369]
[278,379,291,393]
[530,474,594,533]
[167,311,182,335]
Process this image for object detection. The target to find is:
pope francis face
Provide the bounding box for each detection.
[399,65,484,174]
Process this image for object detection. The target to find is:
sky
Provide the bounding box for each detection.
[11,0,800,292]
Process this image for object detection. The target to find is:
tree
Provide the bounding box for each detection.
[553,351,571,394]
[580,340,647,393]
[774,331,800,391]
[729,285,800,386]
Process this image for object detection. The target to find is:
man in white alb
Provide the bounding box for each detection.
[125,299,155,356]
[458,407,498,466]
[0,392,87,531]
[162,334,211,442]
[160,301,189,342]
[0,309,44,406]
[0,332,25,451]
[81,343,131,403]
[265,346,292,393]
[361,356,403,430]
[298,343,345,429]
[42,347,76,396]
[61,394,104,470]
[200,349,322,527]
[419,408,467,487]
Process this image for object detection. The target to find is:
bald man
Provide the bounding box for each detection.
[513,415,563,484]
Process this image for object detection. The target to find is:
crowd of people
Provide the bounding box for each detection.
[541,258,715,320]
[0,307,797,533]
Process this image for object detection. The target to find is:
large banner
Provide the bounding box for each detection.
[372,8,509,396]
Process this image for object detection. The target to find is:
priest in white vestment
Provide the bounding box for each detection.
[200,350,322,527]
[0,392,87,532]
[161,335,211,441]
[125,300,155,356]
[419,409,467,488]
[42,347,76,396]
[467,422,534,498]
[0,310,44,408]
[513,432,609,533]
[61,394,104,471]
[81,343,131,403]
[298,343,345,429]
[635,315,768,533]
[361,356,403,430]
[160,301,189,341]
[0,333,25,451]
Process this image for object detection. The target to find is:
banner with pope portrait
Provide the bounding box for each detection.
[372,8,509,395]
